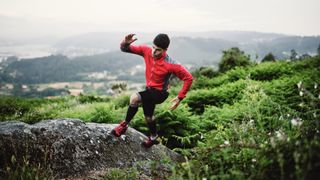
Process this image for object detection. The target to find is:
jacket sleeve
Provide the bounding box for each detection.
[120,41,148,57]
[171,64,193,100]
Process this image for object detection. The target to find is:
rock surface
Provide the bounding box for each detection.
[0,119,182,178]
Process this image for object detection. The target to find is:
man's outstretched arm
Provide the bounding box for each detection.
[120,33,148,56]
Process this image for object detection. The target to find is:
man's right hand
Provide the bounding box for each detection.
[123,34,137,44]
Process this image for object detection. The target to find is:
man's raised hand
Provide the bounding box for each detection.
[124,33,137,44]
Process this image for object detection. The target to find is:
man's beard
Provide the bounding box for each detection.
[153,53,162,59]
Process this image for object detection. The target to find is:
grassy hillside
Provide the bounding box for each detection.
[1,56,319,179]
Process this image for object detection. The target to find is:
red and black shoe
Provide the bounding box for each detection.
[142,136,160,148]
[112,121,128,137]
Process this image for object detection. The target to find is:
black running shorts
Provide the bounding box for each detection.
[138,87,169,117]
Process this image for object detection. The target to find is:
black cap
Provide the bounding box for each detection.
[153,33,170,49]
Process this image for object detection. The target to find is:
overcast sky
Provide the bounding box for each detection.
[0,0,319,39]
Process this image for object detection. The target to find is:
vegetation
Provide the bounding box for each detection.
[0,55,319,179]
[261,52,276,62]
[218,47,251,72]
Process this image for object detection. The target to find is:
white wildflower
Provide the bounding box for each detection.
[200,133,204,139]
[297,81,302,89]
[224,140,230,146]
[275,131,282,139]
[252,158,257,163]
[299,91,304,96]
[291,118,302,126]
[275,130,286,141]
[287,114,290,117]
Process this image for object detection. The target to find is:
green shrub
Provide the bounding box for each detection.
[88,104,124,124]
[186,80,247,113]
[112,94,130,109]
[78,94,110,104]
[192,67,248,90]
[249,61,294,81]
[0,96,48,122]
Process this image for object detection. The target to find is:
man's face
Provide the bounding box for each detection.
[152,45,165,59]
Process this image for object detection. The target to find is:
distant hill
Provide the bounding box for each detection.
[0,53,142,84]
[54,31,287,51]
[54,31,320,62]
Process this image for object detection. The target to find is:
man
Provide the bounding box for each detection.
[112,33,193,148]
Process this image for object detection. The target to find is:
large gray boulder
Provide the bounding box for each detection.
[0,119,183,178]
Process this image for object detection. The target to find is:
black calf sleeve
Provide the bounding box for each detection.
[147,120,157,135]
[125,105,138,123]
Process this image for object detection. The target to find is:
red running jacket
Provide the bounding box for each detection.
[120,42,193,100]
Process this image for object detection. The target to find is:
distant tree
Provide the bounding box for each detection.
[300,53,311,60]
[290,49,298,61]
[111,83,127,94]
[219,47,251,72]
[261,53,276,62]
[193,67,218,78]
[317,43,320,56]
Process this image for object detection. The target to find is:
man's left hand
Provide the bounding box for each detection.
[170,96,181,110]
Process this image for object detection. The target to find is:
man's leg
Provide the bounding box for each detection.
[141,102,160,148]
[142,115,160,148]
[112,92,141,137]
[145,116,157,138]
[125,93,141,123]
